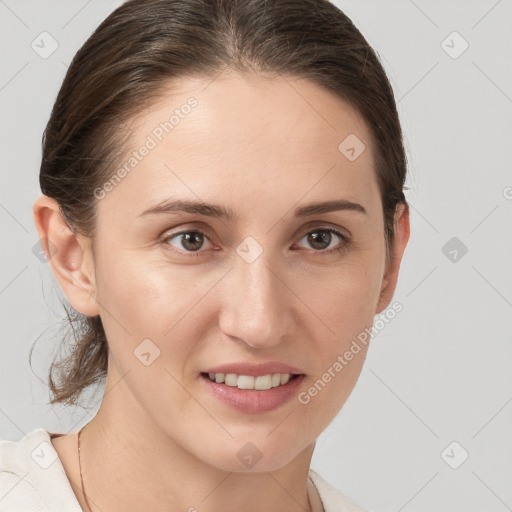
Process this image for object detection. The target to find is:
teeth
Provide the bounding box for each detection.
[237,375,255,389]
[224,373,238,386]
[206,372,294,390]
[255,375,272,390]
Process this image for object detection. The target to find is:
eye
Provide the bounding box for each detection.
[295,228,350,254]
[163,230,213,254]
[161,226,350,257]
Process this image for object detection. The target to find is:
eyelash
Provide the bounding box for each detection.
[161,227,351,257]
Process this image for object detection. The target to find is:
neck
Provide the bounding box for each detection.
[78,372,319,512]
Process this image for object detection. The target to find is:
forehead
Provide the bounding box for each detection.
[100,71,380,220]
[135,70,373,158]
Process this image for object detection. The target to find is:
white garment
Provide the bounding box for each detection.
[0,429,369,512]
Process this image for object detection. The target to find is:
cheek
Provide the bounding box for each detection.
[295,255,384,340]
[292,254,383,411]
[295,272,377,429]
[93,252,215,367]
[298,345,369,439]
[95,252,186,328]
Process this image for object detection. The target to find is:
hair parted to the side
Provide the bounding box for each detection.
[36,0,408,406]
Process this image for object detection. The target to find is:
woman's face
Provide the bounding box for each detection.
[84,71,405,471]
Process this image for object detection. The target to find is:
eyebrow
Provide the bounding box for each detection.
[139,198,366,220]
[294,199,366,217]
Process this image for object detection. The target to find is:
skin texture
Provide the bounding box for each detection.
[35,70,409,512]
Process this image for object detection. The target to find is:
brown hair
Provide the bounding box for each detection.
[36,0,408,406]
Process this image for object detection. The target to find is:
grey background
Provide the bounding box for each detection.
[1,1,511,511]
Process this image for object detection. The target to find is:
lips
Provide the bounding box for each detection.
[200,361,306,412]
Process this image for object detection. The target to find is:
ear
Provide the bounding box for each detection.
[33,195,100,317]
[375,202,410,314]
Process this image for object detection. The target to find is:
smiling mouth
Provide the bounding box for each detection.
[201,372,301,390]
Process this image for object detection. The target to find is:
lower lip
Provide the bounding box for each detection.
[200,374,305,413]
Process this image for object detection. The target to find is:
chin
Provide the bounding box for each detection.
[193,433,309,473]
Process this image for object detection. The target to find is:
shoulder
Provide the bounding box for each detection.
[0,429,82,511]
[308,469,372,512]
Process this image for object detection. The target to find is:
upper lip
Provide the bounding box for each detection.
[202,362,305,376]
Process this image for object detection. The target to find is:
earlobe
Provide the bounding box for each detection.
[375,202,410,314]
[33,195,100,317]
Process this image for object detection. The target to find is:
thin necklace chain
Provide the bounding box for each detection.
[77,427,321,512]
[77,426,93,512]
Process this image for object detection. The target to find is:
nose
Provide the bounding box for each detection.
[218,251,291,350]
